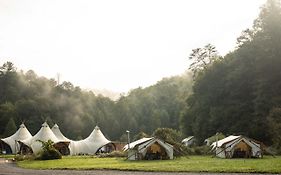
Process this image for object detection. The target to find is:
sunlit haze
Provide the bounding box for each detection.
[0,0,266,93]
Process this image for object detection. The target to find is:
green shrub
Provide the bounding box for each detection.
[14,154,35,161]
[36,148,62,160]
[35,140,62,160]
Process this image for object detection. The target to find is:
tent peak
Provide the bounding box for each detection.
[53,124,59,128]
[41,122,49,127]
[20,123,26,128]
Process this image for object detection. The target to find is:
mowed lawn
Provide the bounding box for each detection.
[17,155,281,173]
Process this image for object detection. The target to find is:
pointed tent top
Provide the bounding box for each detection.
[42,122,49,127]
[87,126,108,141]
[69,126,111,155]
[52,123,59,129]
[19,123,26,128]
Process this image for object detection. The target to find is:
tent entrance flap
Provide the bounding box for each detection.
[144,142,168,160]
[233,140,252,158]
[53,142,70,155]
[0,141,12,154]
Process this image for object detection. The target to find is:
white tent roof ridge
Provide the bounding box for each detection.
[211,135,241,149]
[123,137,153,151]
[182,136,194,143]
[1,123,33,154]
[136,138,173,154]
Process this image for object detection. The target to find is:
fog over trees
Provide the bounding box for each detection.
[0,0,281,150]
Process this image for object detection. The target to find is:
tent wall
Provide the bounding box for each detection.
[128,150,138,160]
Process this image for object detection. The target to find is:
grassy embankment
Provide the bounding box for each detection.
[17,155,281,173]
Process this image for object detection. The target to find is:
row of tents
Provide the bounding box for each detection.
[0,122,114,156]
[181,135,265,158]
[1,122,265,159]
[0,122,174,160]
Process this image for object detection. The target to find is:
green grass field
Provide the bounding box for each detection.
[16,155,281,173]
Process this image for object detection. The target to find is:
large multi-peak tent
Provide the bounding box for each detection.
[69,126,114,155]
[124,137,173,160]
[0,123,32,154]
[2,121,114,155]
[18,122,70,155]
[211,135,264,158]
[51,124,114,155]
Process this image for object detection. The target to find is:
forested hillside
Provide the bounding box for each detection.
[0,62,192,140]
[1,0,280,150]
[181,0,281,147]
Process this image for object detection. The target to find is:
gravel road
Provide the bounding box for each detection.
[0,158,276,175]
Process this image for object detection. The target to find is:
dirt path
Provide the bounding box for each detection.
[0,158,275,175]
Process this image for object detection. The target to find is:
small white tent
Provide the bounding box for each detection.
[69,126,111,155]
[124,137,173,160]
[19,122,69,154]
[1,123,32,154]
[211,135,264,158]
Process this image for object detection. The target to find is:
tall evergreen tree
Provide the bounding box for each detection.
[3,117,17,137]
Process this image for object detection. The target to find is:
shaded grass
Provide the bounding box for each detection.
[0,154,15,159]
[17,155,281,173]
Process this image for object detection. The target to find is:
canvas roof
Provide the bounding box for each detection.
[123,137,153,151]
[69,126,111,155]
[138,138,174,152]
[20,122,66,154]
[1,123,32,154]
[211,135,240,149]
[182,136,194,143]
[51,124,70,141]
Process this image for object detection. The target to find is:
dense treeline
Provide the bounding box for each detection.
[1,0,280,150]
[0,61,192,140]
[181,0,281,147]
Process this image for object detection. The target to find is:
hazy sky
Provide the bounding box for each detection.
[0,0,266,93]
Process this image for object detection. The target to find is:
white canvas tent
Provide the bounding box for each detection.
[124,137,173,160]
[211,135,263,158]
[19,122,69,154]
[69,126,111,155]
[0,123,32,154]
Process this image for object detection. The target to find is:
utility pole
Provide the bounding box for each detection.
[126,130,130,149]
